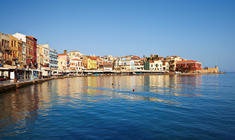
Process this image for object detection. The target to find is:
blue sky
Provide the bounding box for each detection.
[1,0,235,72]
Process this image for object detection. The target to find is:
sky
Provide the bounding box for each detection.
[0,0,235,72]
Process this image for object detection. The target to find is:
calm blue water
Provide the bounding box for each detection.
[0,73,235,140]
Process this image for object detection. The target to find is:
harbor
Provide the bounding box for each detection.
[0,73,234,139]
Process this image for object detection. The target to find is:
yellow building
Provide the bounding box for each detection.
[9,35,23,67]
[17,40,23,68]
[83,56,97,70]
[37,45,43,70]
[9,35,18,66]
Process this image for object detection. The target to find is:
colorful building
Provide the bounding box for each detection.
[13,33,27,67]
[26,36,37,68]
[162,60,169,72]
[58,53,69,73]
[149,60,163,71]
[83,56,97,70]
[166,56,183,72]
[69,58,83,72]
[113,55,141,71]
[38,44,50,67]
[17,40,23,68]
[0,33,11,66]
[37,44,50,76]
[9,35,21,66]
[176,60,202,73]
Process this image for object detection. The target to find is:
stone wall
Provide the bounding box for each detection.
[200,66,219,73]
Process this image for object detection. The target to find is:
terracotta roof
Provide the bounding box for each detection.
[71,58,81,61]
[26,36,37,41]
[177,60,201,63]
[58,54,67,56]
[88,56,97,60]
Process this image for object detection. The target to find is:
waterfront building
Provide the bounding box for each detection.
[9,35,20,67]
[17,40,23,68]
[144,61,150,70]
[149,60,163,71]
[96,56,104,70]
[162,60,170,72]
[98,61,113,71]
[26,36,37,68]
[68,51,83,72]
[99,55,114,70]
[102,62,113,70]
[22,42,27,68]
[37,45,43,71]
[166,56,183,72]
[176,60,202,73]
[49,48,58,70]
[102,55,114,62]
[69,51,83,59]
[12,33,39,80]
[13,33,27,67]
[25,36,33,68]
[37,44,50,77]
[58,53,69,73]
[113,55,140,71]
[0,33,11,66]
[143,54,159,70]
[83,56,97,70]
[69,58,83,72]
[134,58,144,70]
[131,56,143,70]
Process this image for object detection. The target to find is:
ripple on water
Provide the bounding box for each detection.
[1,74,235,139]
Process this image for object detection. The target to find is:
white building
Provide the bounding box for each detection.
[37,44,50,77]
[149,60,163,72]
[162,61,169,72]
[69,58,83,72]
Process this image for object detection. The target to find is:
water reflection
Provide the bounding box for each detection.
[0,74,205,137]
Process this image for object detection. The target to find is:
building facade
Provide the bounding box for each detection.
[176,60,202,73]
[58,54,69,73]
[26,36,37,68]
[49,48,58,70]
[0,33,11,66]
[149,60,163,71]
[69,51,82,59]
[166,56,183,72]
[69,58,82,72]
[37,44,50,77]
[9,35,21,66]
[13,33,27,68]
[83,56,97,70]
